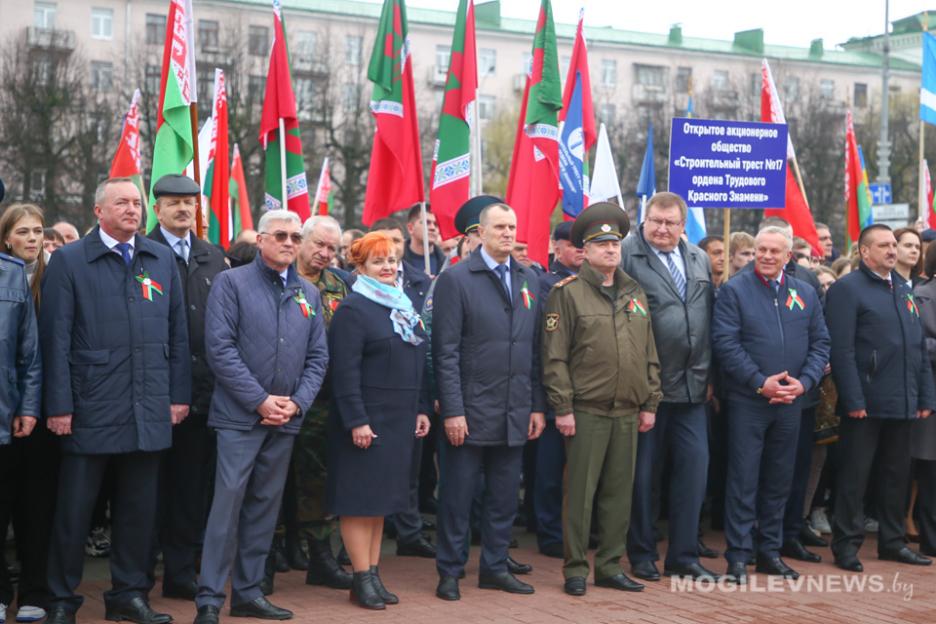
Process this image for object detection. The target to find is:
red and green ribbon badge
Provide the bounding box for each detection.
[785,288,806,311]
[521,281,535,310]
[627,297,647,317]
[294,291,316,319]
[134,271,163,301]
[907,293,920,317]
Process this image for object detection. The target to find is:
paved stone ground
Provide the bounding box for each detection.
[63,530,934,624]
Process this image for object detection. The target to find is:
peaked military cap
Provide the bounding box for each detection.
[152,174,201,198]
[552,221,573,242]
[455,195,504,235]
[571,202,630,248]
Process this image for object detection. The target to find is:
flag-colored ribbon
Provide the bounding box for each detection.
[135,272,164,301]
[786,288,805,311]
[294,291,315,318]
[907,293,920,317]
[627,297,647,317]
[521,280,535,310]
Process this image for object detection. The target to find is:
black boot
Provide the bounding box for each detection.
[369,566,399,605]
[261,549,276,596]
[306,538,353,589]
[285,531,309,571]
[272,535,290,573]
[350,572,385,610]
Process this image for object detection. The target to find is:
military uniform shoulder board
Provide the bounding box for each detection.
[555,275,578,288]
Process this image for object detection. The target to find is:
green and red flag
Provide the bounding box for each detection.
[506,0,563,267]
[429,0,478,240]
[230,144,253,236]
[148,0,197,232]
[844,109,873,249]
[109,88,146,200]
[313,157,333,216]
[204,68,231,249]
[259,0,310,220]
[362,0,424,226]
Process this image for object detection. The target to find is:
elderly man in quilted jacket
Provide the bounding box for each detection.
[194,210,328,624]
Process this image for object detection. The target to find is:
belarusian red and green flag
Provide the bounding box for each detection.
[148,0,197,232]
[204,68,231,249]
[313,157,333,216]
[844,110,873,249]
[259,0,310,220]
[362,0,424,226]
[506,0,563,266]
[230,145,254,235]
[110,88,146,201]
[429,0,478,240]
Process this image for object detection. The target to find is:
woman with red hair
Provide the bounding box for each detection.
[326,232,431,610]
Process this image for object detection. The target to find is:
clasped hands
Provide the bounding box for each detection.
[760,371,805,405]
[257,395,299,426]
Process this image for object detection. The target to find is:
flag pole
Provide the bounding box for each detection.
[920,14,930,224]
[190,103,204,239]
[420,202,431,275]
[279,117,288,211]
[722,208,731,284]
[313,157,328,213]
[472,89,483,195]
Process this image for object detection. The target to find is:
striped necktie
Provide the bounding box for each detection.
[662,251,686,301]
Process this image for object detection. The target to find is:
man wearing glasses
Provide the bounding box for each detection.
[194,210,329,624]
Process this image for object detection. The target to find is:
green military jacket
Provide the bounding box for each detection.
[542,260,662,417]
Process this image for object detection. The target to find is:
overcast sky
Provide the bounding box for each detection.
[386,0,934,49]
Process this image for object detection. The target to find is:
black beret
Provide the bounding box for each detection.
[455,195,503,235]
[571,202,631,249]
[153,174,201,198]
[552,220,573,241]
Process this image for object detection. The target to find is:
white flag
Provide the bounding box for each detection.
[588,123,624,208]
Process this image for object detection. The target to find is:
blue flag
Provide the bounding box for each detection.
[636,122,655,223]
[923,32,936,125]
[559,72,586,218]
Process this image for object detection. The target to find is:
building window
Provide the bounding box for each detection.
[560,55,571,81]
[783,76,800,101]
[478,94,495,120]
[145,13,166,45]
[750,72,760,97]
[91,61,113,91]
[30,169,46,199]
[345,35,362,66]
[294,31,318,61]
[34,1,56,29]
[343,83,361,110]
[634,64,664,88]
[145,64,161,94]
[711,70,730,91]
[853,82,868,108]
[599,103,616,123]
[90,8,113,40]
[295,77,318,120]
[479,48,496,77]
[820,79,835,99]
[675,66,692,94]
[601,59,617,88]
[435,45,450,75]
[248,75,266,103]
[521,52,532,75]
[198,20,219,52]
[248,25,269,56]
[197,67,212,107]
[35,58,51,85]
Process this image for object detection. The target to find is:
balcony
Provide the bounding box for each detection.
[631,83,667,104]
[428,66,447,88]
[292,56,327,75]
[25,26,76,52]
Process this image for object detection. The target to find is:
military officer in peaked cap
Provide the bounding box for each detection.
[542,202,662,597]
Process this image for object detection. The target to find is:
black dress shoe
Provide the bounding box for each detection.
[306,539,353,589]
[663,562,720,581]
[478,572,535,594]
[436,576,460,601]
[782,539,822,563]
[261,548,276,596]
[631,560,661,581]
[506,555,532,575]
[835,555,864,572]
[509,537,519,549]
[349,571,386,610]
[564,577,586,596]
[396,536,436,558]
[369,566,399,605]
[799,527,828,548]
[539,542,564,558]
[879,547,933,566]
[230,596,293,620]
[697,540,719,559]
[595,573,644,592]
[105,597,173,624]
[755,556,799,579]
[724,562,748,585]
[46,607,76,624]
[163,579,199,601]
[193,606,219,624]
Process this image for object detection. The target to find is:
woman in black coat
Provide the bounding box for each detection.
[326,232,430,610]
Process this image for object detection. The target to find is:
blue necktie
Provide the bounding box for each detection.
[662,251,686,301]
[115,242,132,266]
[175,239,189,264]
[494,264,511,298]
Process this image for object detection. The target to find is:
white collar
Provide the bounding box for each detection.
[99,227,133,251]
[480,246,511,272]
[160,226,191,250]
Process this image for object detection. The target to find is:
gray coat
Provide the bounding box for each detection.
[204,253,328,434]
[620,227,713,404]
[912,277,936,460]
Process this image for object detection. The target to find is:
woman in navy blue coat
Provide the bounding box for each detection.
[326,232,431,610]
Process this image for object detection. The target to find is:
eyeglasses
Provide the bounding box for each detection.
[264,231,302,245]
[646,217,683,230]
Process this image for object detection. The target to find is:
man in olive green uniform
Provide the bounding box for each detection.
[542,203,662,597]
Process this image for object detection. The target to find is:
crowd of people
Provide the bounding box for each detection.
[0,174,934,623]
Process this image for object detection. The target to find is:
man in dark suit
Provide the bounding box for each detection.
[827,224,936,572]
[432,202,546,601]
[41,177,191,624]
[147,175,228,601]
[712,226,830,584]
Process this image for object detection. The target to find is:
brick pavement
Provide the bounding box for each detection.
[67,531,933,624]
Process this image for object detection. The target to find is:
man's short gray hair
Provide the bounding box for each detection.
[258,209,301,233]
[94,177,139,205]
[301,215,342,240]
[756,225,793,251]
[479,202,513,226]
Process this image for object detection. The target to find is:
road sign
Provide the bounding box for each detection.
[868,183,892,205]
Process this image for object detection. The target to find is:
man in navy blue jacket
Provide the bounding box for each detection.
[826,224,936,572]
[712,226,830,584]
